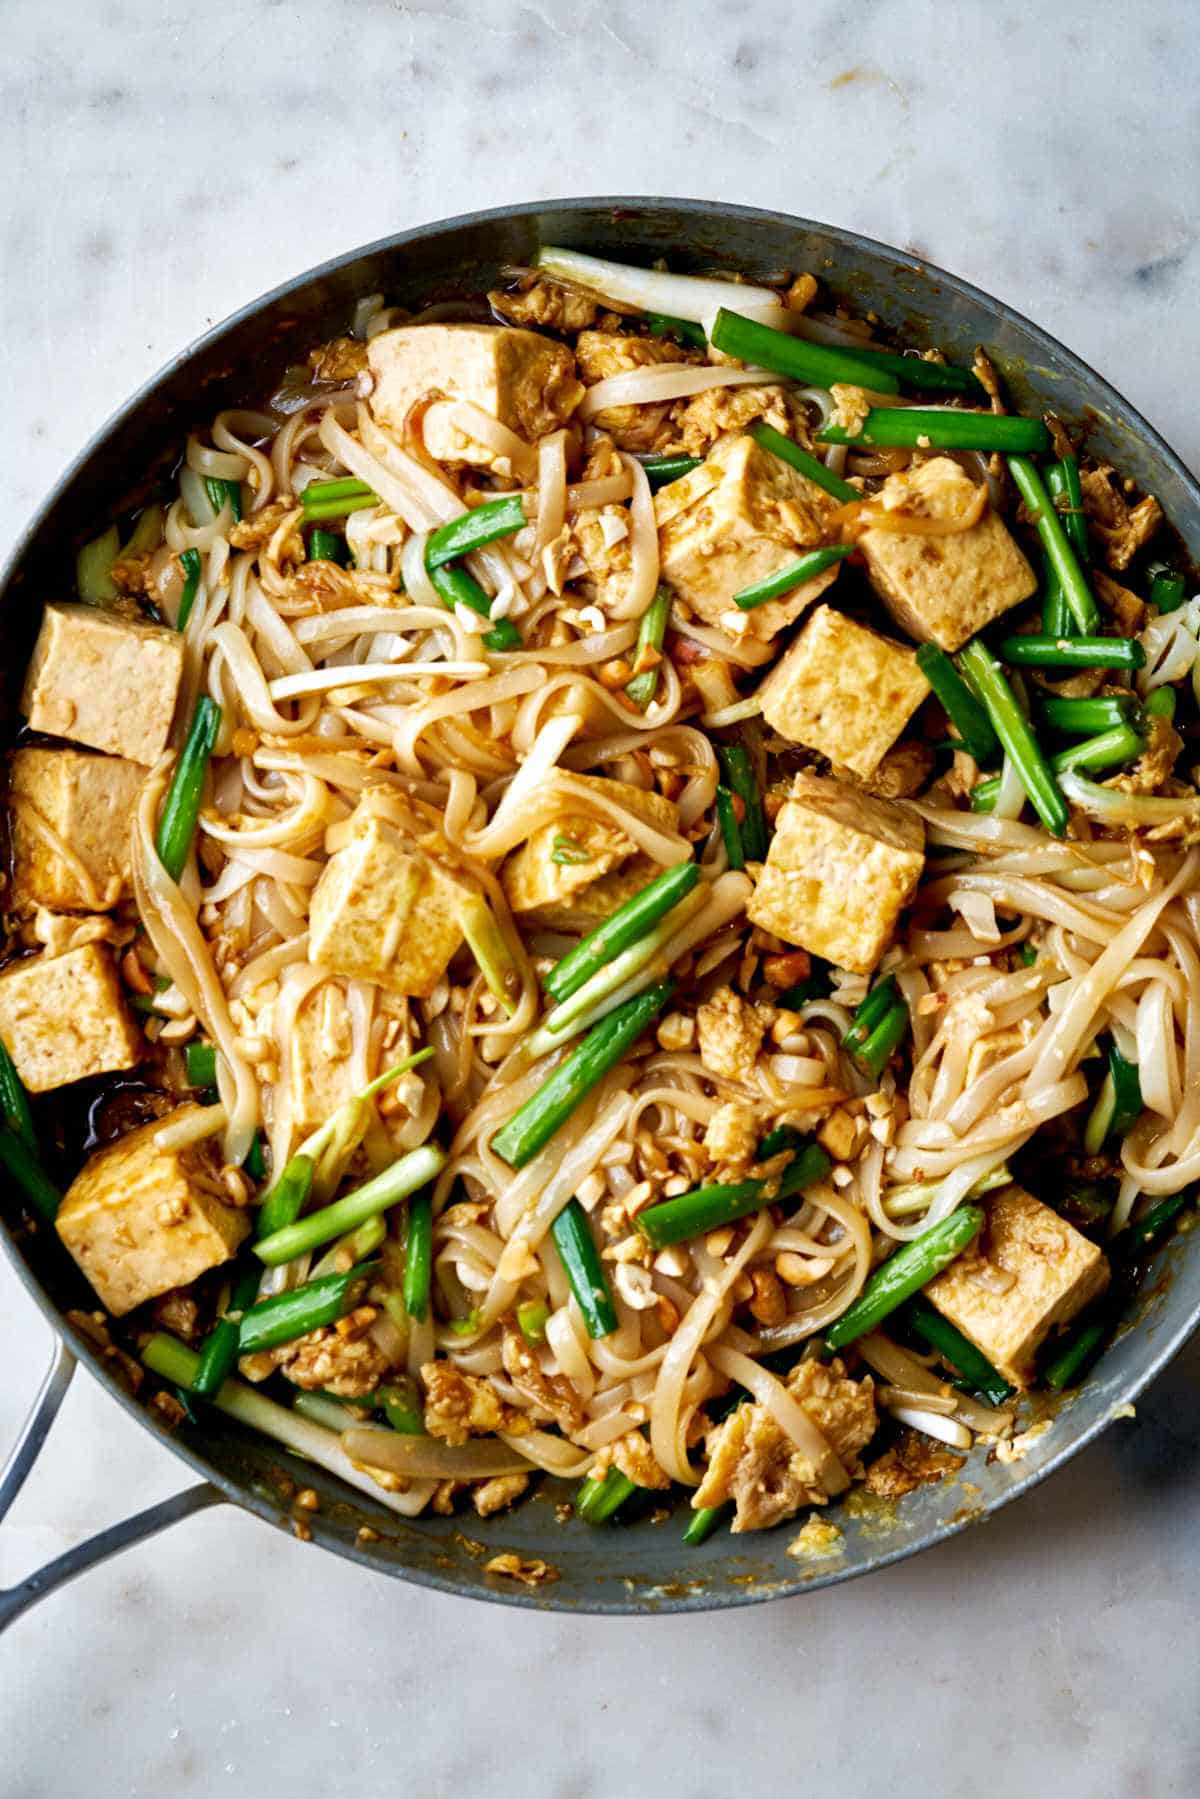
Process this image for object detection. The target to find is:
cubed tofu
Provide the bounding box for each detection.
[501,774,679,929]
[746,771,925,974]
[757,605,930,777]
[367,324,583,446]
[7,747,144,911]
[656,433,842,639]
[858,457,1037,651]
[308,802,473,998]
[289,979,358,1133]
[0,943,141,1092]
[924,1184,1110,1387]
[55,1108,249,1316]
[21,602,184,765]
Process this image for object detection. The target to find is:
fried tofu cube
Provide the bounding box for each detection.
[501,774,679,929]
[55,1108,249,1316]
[758,605,930,777]
[924,1184,1110,1387]
[308,802,472,998]
[367,323,583,447]
[858,458,1036,651]
[656,432,842,639]
[7,747,144,911]
[746,771,925,974]
[289,979,358,1133]
[0,943,141,1092]
[21,602,184,765]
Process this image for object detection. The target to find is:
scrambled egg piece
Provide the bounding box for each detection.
[696,987,767,1084]
[421,1362,532,1446]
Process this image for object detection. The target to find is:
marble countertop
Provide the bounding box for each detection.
[2,1,1199,1792]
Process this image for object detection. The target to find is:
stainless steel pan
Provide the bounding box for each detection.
[3,198,1198,1624]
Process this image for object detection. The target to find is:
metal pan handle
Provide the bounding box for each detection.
[0,1336,225,1634]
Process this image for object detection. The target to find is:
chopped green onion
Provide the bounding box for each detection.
[403,1190,433,1320]
[205,477,242,523]
[842,977,898,1054]
[756,1124,804,1161]
[575,1467,638,1524]
[378,1377,424,1434]
[426,496,527,569]
[550,834,593,867]
[156,697,221,881]
[253,1145,446,1267]
[824,1207,984,1350]
[1055,1181,1115,1234]
[625,585,671,709]
[1040,695,1137,735]
[1145,686,1177,719]
[821,347,986,400]
[1018,942,1039,966]
[0,1035,37,1157]
[819,410,1050,454]
[458,891,519,1017]
[177,548,202,631]
[482,617,522,652]
[998,634,1144,672]
[636,1143,831,1249]
[1046,457,1088,560]
[644,312,707,350]
[683,1503,731,1545]
[255,1153,314,1240]
[428,560,491,618]
[302,477,376,506]
[544,863,699,1003]
[776,963,833,1010]
[853,1000,910,1080]
[192,1261,263,1397]
[237,1264,374,1355]
[904,1295,1011,1406]
[642,454,703,491]
[915,644,999,764]
[245,1133,267,1183]
[732,544,852,611]
[715,785,744,870]
[714,745,766,861]
[308,528,346,564]
[492,984,674,1169]
[710,307,901,394]
[1007,456,1099,634]
[1042,1316,1110,1391]
[517,1300,550,1345]
[1122,1190,1191,1257]
[749,422,859,502]
[185,1042,217,1089]
[76,525,121,603]
[958,640,1068,837]
[551,1198,618,1338]
[1149,567,1187,614]
[0,1123,61,1222]
[1083,1043,1143,1154]
[972,722,1143,809]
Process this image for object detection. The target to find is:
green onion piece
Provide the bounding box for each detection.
[76,525,121,603]
[302,494,378,522]
[308,528,346,564]
[710,307,901,394]
[192,1261,263,1397]
[1145,686,1177,719]
[492,984,674,1169]
[1040,695,1137,735]
[255,1153,314,1240]
[120,504,165,559]
[377,1377,424,1434]
[748,422,858,502]
[0,1123,61,1222]
[842,977,898,1053]
[642,453,703,491]
[732,544,852,611]
[0,1035,37,1157]
[644,312,707,350]
[177,548,202,631]
[237,1264,375,1355]
[853,1000,909,1080]
[1046,457,1088,560]
[458,891,519,1017]
[776,963,833,1009]
[205,477,242,523]
[1007,456,1100,634]
[426,495,527,569]
[427,562,524,646]
[517,1299,550,1346]
[715,785,745,870]
[1055,1181,1114,1233]
[915,644,999,764]
[1122,1190,1191,1257]
[551,1199,618,1338]
[575,1468,638,1524]
[820,347,986,400]
[544,863,699,1003]
[254,1145,446,1267]
[905,1295,1011,1406]
[756,1123,804,1161]
[683,1503,731,1546]
[715,745,766,861]
[1083,1043,1143,1154]
[244,1133,267,1183]
[974,722,1142,810]
[403,1190,433,1320]
[819,410,1050,454]
[998,634,1144,672]
[185,1042,217,1089]
[958,639,1068,837]
[1041,557,1071,639]
[1042,1315,1111,1391]
[302,477,376,506]
[482,617,523,652]
[625,585,672,709]
[1019,942,1039,966]
[636,1144,831,1249]
[155,696,221,881]
[1149,567,1187,614]
[824,1206,985,1350]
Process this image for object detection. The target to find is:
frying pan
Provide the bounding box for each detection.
[2,198,1198,1624]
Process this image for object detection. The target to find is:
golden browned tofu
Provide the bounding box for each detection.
[288,979,359,1133]
[21,603,184,764]
[56,1108,249,1316]
[501,774,679,929]
[924,1185,1110,1387]
[656,433,841,638]
[746,771,925,974]
[367,323,583,445]
[758,605,930,777]
[858,458,1036,651]
[7,747,144,911]
[0,943,141,1092]
[308,801,473,998]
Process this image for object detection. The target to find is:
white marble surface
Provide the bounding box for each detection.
[3,1,1200,1792]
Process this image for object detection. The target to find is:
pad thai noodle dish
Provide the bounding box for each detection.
[5,244,1199,1551]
